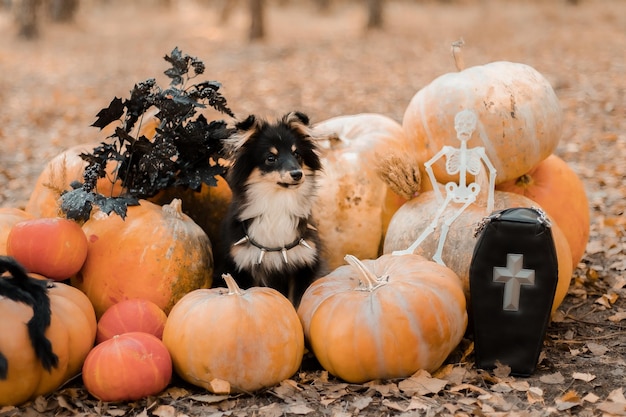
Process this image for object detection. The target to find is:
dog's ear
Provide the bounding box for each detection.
[235,114,258,131]
[223,115,262,157]
[283,111,319,141]
[283,111,310,127]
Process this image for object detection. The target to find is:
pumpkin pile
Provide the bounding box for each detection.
[0,45,591,406]
[381,50,589,313]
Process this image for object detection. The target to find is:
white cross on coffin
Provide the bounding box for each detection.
[493,253,535,311]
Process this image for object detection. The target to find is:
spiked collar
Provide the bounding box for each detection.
[233,219,315,265]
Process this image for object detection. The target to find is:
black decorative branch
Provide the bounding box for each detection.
[61,47,235,221]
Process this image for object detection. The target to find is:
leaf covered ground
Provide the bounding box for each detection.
[0,0,625,416]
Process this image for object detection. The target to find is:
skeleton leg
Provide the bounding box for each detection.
[392,194,453,256]
[432,197,476,265]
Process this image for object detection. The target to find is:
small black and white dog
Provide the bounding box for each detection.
[217,111,324,306]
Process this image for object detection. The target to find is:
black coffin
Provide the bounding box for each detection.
[469,207,559,376]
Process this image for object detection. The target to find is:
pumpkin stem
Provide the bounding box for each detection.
[451,38,465,71]
[515,173,533,187]
[222,273,244,296]
[162,198,184,219]
[344,254,388,291]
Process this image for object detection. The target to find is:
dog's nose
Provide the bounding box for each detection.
[290,170,303,181]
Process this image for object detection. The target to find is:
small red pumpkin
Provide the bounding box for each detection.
[82,332,172,402]
[7,217,88,280]
[96,298,168,343]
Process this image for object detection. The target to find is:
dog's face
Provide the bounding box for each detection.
[225,112,322,195]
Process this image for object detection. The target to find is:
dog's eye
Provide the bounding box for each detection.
[265,154,277,165]
[293,150,303,162]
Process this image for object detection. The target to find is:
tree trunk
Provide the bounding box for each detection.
[366,0,383,30]
[249,0,265,41]
[48,0,79,23]
[14,0,41,39]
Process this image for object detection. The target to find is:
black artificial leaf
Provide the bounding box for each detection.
[91,97,125,129]
[163,47,190,86]
[124,79,158,132]
[93,195,139,219]
[60,188,95,222]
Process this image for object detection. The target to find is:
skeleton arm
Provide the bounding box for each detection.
[477,148,497,213]
[424,146,452,204]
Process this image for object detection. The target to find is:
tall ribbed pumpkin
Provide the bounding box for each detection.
[72,199,212,318]
[297,254,467,384]
[312,113,413,270]
[403,61,562,185]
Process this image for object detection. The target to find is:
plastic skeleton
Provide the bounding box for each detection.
[393,109,497,265]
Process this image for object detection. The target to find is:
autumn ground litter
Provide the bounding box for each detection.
[0,0,625,416]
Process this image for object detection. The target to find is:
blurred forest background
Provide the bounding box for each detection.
[1,0,626,415]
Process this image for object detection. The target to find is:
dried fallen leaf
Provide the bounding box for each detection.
[573,372,596,382]
[555,390,582,411]
[609,310,626,322]
[587,342,609,356]
[493,361,511,379]
[209,378,231,395]
[351,396,372,411]
[398,370,448,396]
[287,403,316,415]
[583,392,601,403]
[608,388,626,404]
[152,405,176,417]
[527,387,544,405]
[539,372,565,384]
[188,394,230,404]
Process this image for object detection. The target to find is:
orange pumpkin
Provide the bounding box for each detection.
[149,176,232,262]
[383,190,573,312]
[0,208,34,256]
[25,143,125,218]
[82,332,172,402]
[72,198,213,318]
[0,257,97,406]
[7,217,88,281]
[96,298,168,343]
[496,154,590,269]
[163,273,304,394]
[297,254,467,383]
[402,61,562,185]
[312,113,413,269]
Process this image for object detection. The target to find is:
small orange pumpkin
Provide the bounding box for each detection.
[7,217,88,281]
[496,154,590,269]
[297,254,467,383]
[163,273,304,394]
[96,298,168,343]
[82,332,172,402]
[383,190,573,312]
[72,198,213,318]
[0,257,97,406]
